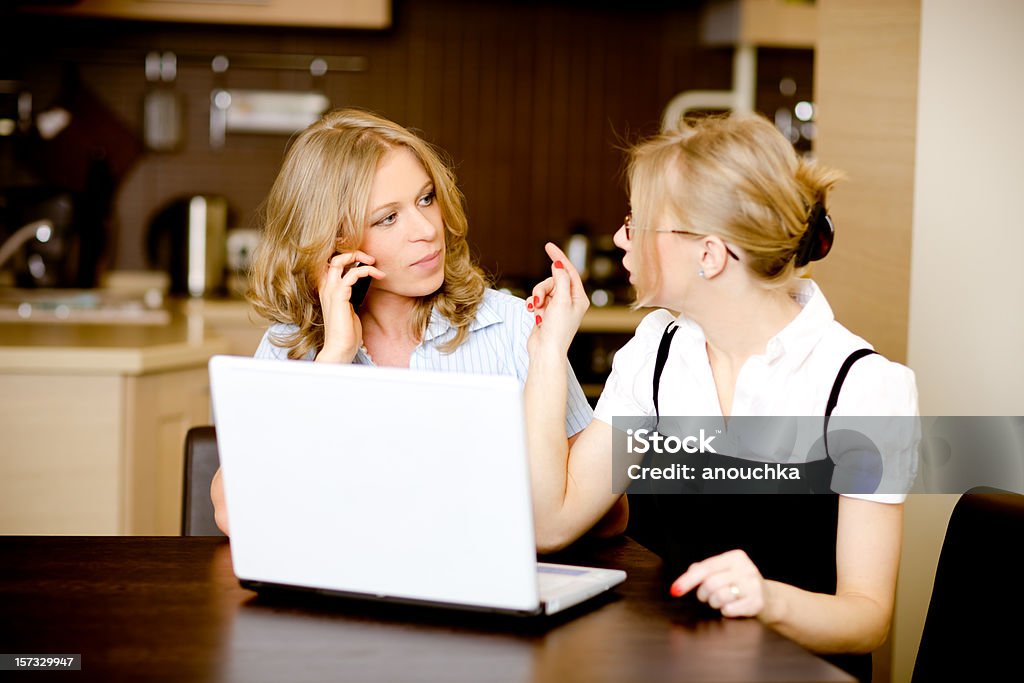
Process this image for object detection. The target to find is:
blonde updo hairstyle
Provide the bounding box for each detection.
[626,113,843,306]
[249,108,487,359]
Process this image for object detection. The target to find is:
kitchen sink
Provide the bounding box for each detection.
[0,288,170,324]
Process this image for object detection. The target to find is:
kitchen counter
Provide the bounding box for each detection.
[0,288,260,374]
[0,314,231,374]
[0,296,649,375]
[578,304,649,333]
[179,297,652,333]
[178,296,652,331]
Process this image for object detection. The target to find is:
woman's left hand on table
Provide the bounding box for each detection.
[670,549,768,618]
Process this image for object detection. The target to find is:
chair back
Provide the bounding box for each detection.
[181,426,225,536]
[912,487,1024,681]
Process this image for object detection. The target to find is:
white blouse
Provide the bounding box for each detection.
[594,279,919,503]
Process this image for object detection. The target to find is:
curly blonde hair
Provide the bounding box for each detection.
[248,108,488,359]
[626,113,844,305]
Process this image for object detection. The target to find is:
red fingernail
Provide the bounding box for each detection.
[669,584,683,598]
[527,302,534,311]
[554,261,564,269]
[535,315,542,325]
[533,296,539,306]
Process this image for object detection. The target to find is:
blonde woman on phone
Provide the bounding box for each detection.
[211,109,596,535]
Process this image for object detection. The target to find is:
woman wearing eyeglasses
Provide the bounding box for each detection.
[524,113,917,681]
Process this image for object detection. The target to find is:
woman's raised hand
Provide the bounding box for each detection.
[316,250,385,363]
[528,242,589,356]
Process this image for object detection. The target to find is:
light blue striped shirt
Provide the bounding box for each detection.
[254,288,593,436]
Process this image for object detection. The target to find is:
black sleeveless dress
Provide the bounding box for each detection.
[626,323,878,683]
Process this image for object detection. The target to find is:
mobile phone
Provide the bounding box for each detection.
[350,262,372,308]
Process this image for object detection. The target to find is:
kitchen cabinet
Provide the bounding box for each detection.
[122,367,213,535]
[0,318,229,535]
[703,0,817,48]
[23,0,391,29]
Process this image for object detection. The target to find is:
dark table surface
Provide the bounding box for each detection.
[0,536,853,682]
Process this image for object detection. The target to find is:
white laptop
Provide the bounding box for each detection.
[208,355,626,616]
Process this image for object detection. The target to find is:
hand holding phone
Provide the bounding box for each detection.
[318,252,380,364]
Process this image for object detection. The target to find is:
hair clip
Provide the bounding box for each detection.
[794,202,835,267]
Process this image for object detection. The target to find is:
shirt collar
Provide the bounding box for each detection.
[422,296,503,343]
[671,279,834,363]
[764,279,834,362]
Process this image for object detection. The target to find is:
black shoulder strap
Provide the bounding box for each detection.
[826,349,878,418]
[652,322,678,423]
[824,348,878,457]
[653,330,877,453]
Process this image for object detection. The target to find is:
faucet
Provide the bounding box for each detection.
[0,219,54,273]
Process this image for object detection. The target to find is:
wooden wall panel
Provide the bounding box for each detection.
[815,4,922,682]
[813,0,921,363]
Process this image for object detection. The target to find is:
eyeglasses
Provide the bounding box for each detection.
[623,213,740,261]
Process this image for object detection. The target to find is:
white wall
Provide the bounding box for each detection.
[896,1,1024,680]
[908,0,1024,416]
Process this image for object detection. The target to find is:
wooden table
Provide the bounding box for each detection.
[0,536,853,682]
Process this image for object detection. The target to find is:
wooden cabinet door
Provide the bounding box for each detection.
[123,367,212,535]
[0,374,124,534]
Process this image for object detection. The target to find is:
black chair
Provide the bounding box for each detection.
[181,425,226,536]
[911,487,1024,681]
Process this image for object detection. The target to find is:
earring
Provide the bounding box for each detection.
[698,269,705,279]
